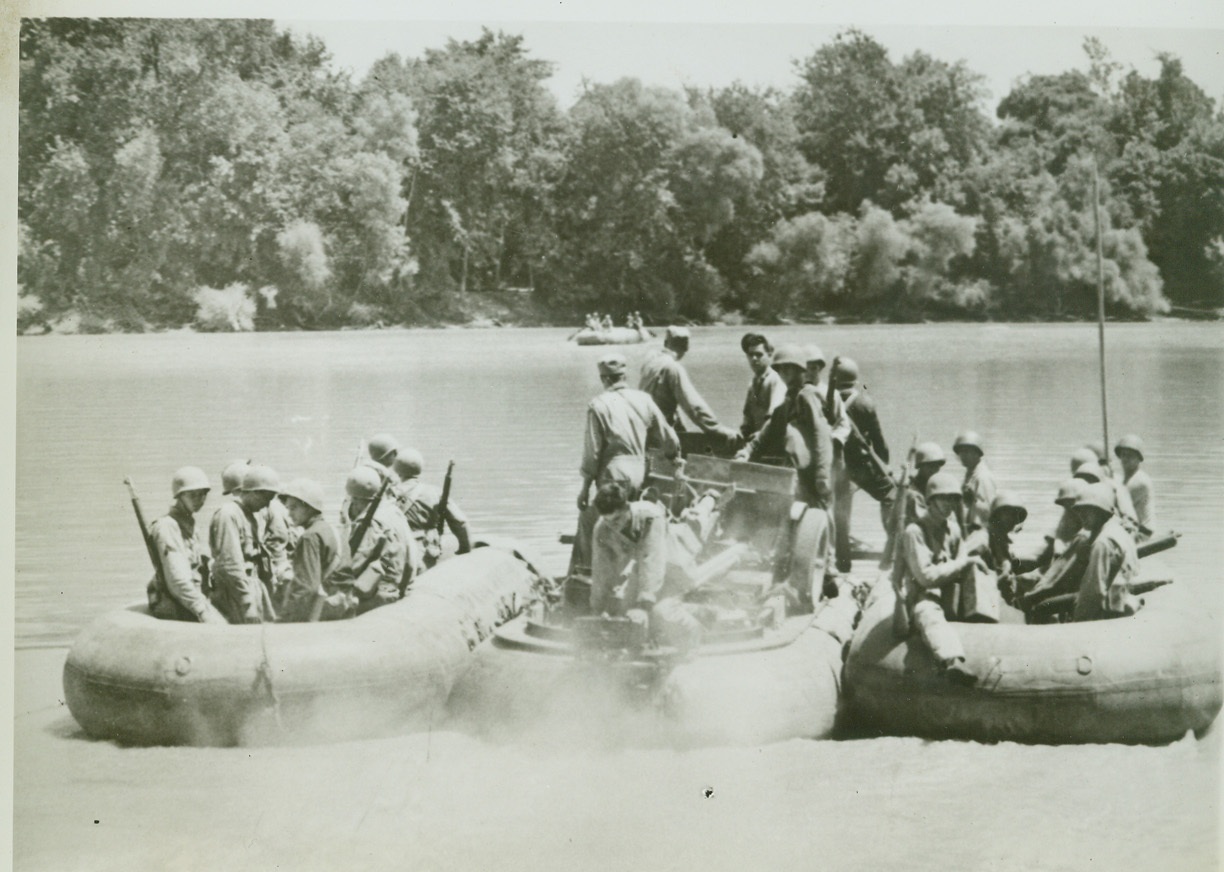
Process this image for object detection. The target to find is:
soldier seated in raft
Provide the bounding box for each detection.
[146,467,228,624]
[275,478,356,622]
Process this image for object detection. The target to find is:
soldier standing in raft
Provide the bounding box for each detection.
[210,464,280,623]
[898,471,985,685]
[1114,434,1156,536]
[639,326,739,451]
[833,357,893,569]
[146,467,228,624]
[571,352,679,578]
[1071,482,1141,622]
[276,478,355,622]
[952,431,997,533]
[392,448,471,572]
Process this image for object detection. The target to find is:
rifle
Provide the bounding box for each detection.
[435,460,455,538]
[887,440,917,637]
[125,477,165,592]
[307,476,390,622]
[824,357,841,427]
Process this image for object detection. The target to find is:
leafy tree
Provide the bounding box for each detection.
[792,30,989,214]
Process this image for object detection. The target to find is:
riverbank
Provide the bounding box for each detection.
[17,289,1223,336]
[14,646,1221,871]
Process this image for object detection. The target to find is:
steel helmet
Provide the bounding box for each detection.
[1114,434,1145,461]
[280,478,325,514]
[990,491,1028,525]
[914,441,946,467]
[1084,441,1107,464]
[1074,482,1116,515]
[925,471,962,500]
[1055,478,1086,507]
[1072,462,1104,484]
[834,357,859,389]
[367,434,400,465]
[803,344,826,366]
[1069,447,1098,474]
[770,344,807,372]
[241,464,281,494]
[171,466,211,497]
[393,448,424,481]
[345,466,382,501]
[953,431,984,455]
[221,460,250,495]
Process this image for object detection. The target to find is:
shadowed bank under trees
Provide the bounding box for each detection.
[17,21,1224,333]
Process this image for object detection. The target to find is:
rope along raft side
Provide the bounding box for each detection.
[62,545,540,747]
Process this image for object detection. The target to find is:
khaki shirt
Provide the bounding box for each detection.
[962,460,997,532]
[581,383,679,487]
[278,515,351,623]
[591,501,668,614]
[147,503,213,621]
[1072,516,1140,622]
[639,349,721,434]
[209,500,273,623]
[901,512,965,600]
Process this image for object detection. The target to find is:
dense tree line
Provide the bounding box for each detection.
[17,21,1224,332]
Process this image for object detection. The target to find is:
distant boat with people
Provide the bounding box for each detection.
[570,311,654,345]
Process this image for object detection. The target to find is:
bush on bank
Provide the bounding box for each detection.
[17,22,1224,333]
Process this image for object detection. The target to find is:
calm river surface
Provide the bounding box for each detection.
[13,322,1224,871]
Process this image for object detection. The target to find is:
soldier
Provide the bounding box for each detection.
[392,448,470,571]
[367,433,400,473]
[1072,447,1140,533]
[965,491,1028,577]
[1071,482,1141,622]
[571,352,680,577]
[834,357,893,571]
[276,479,355,623]
[210,465,280,623]
[589,482,702,651]
[952,431,997,533]
[146,467,227,624]
[342,466,411,613]
[903,442,948,526]
[1010,479,1089,611]
[1114,434,1156,535]
[220,459,293,592]
[738,333,787,451]
[639,326,738,449]
[899,472,985,685]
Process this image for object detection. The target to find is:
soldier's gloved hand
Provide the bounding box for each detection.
[196,604,228,625]
[734,446,751,462]
[577,490,589,511]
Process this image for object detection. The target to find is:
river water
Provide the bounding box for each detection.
[13,323,1224,870]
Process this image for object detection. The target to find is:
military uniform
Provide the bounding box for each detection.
[394,477,469,570]
[639,348,723,435]
[571,382,678,576]
[209,500,274,623]
[147,503,223,622]
[343,502,412,612]
[277,515,353,623]
[900,510,970,663]
[1072,516,1140,622]
[961,460,998,532]
[263,496,296,594]
[837,385,892,570]
[1125,469,1156,533]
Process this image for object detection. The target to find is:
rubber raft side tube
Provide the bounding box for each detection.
[62,547,538,747]
[843,584,1222,744]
